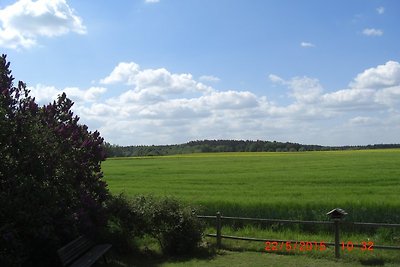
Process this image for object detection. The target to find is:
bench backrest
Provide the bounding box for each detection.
[57,236,95,266]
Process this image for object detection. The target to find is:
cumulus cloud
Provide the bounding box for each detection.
[362,28,383,36]
[65,86,107,102]
[199,75,220,83]
[269,61,400,116]
[350,61,400,89]
[287,77,322,103]
[134,68,195,94]
[349,116,373,125]
[29,60,400,146]
[28,84,60,103]
[198,91,259,110]
[300,42,315,48]
[100,61,214,97]
[375,86,400,107]
[321,61,400,111]
[29,84,106,104]
[0,0,86,49]
[100,62,140,85]
[321,88,378,110]
[268,74,285,84]
[0,27,36,49]
[269,74,322,103]
[377,6,385,15]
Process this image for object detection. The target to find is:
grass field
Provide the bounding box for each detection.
[102,149,400,222]
[102,149,400,264]
[100,249,400,267]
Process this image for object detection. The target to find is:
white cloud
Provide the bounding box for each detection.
[268,74,285,84]
[79,103,117,117]
[65,86,107,102]
[362,28,383,36]
[349,116,374,125]
[134,68,194,94]
[100,62,140,85]
[0,0,86,49]
[269,74,322,103]
[269,61,400,115]
[29,84,106,104]
[287,76,322,103]
[145,0,160,3]
[199,75,220,83]
[198,90,259,110]
[375,86,400,107]
[321,88,378,110]
[321,62,400,111]
[101,61,214,96]
[0,27,36,49]
[28,84,60,103]
[350,61,400,89]
[377,6,385,15]
[300,42,315,48]
[29,60,400,146]
[107,89,165,105]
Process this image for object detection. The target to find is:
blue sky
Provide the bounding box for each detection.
[1,0,400,146]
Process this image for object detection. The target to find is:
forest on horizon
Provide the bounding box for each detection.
[104,139,400,157]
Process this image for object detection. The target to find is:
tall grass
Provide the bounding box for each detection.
[102,149,400,224]
[102,150,400,263]
[203,226,400,263]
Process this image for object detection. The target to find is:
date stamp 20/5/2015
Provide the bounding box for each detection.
[264,241,374,252]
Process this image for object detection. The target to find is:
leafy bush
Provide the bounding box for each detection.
[0,54,109,266]
[128,196,204,255]
[143,196,204,255]
[105,194,204,256]
[104,194,148,253]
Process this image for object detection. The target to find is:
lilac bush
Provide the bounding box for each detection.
[0,54,109,266]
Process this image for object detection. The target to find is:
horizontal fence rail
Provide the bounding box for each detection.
[203,215,334,225]
[205,234,337,247]
[198,210,400,259]
[342,221,400,228]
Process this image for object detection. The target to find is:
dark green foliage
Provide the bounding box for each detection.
[104,139,400,157]
[146,197,204,255]
[0,54,109,266]
[105,194,204,255]
[104,194,147,253]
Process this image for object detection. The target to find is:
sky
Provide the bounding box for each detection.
[1,0,400,146]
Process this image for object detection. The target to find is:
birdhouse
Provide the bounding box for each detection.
[327,208,347,220]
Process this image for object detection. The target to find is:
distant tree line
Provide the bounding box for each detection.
[103,139,400,157]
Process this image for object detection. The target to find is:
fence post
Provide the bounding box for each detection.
[334,219,340,259]
[326,208,347,259]
[216,211,221,248]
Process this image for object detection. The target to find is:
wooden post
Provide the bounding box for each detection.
[326,208,347,259]
[334,219,340,259]
[216,211,221,248]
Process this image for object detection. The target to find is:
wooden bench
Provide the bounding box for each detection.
[57,235,112,267]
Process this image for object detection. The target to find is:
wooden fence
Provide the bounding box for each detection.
[197,210,400,259]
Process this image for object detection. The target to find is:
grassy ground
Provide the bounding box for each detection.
[102,149,400,222]
[99,249,400,267]
[101,149,400,265]
[204,227,400,264]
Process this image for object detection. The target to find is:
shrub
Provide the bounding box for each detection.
[0,54,109,266]
[145,196,204,255]
[104,194,204,256]
[104,194,149,253]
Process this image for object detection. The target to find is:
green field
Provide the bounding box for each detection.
[102,149,400,264]
[102,149,400,222]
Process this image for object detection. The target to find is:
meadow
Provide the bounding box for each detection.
[102,149,400,223]
[102,149,400,264]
